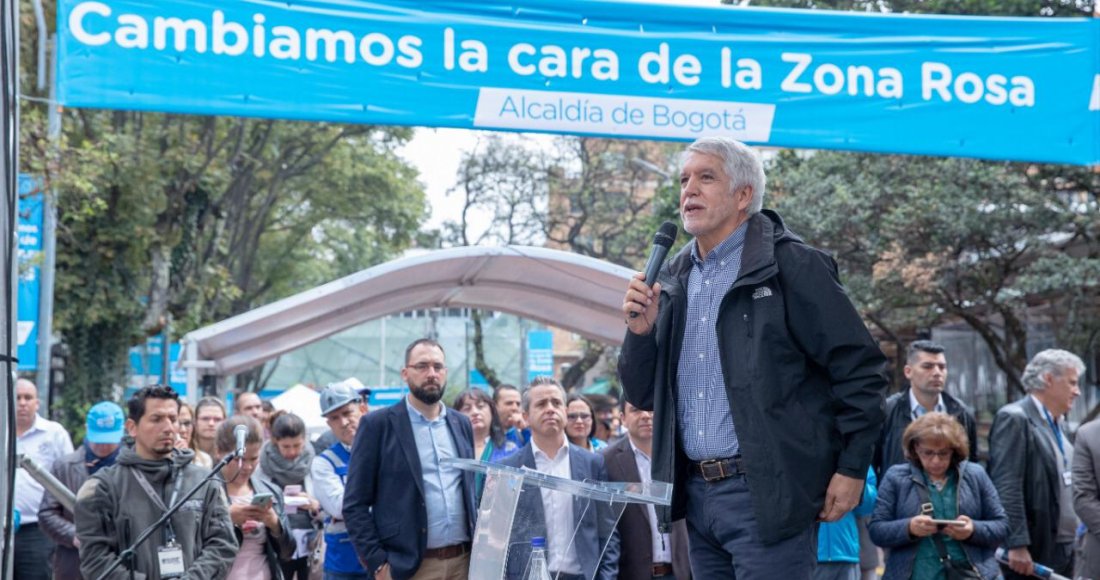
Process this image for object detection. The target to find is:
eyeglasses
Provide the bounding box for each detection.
[408,362,446,373]
[915,448,953,460]
[567,413,592,422]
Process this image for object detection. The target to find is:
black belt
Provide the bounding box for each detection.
[691,455,745,482]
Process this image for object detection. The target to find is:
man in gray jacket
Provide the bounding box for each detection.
[38,401,126,580]
[74,385,238,580]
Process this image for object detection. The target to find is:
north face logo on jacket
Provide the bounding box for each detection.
[752,286,773,300]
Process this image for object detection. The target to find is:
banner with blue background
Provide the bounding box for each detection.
[57,0,1100,165]
[17,175,43,372]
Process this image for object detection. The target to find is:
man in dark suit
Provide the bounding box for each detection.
[602,400,691,580]
[989,349,1085,579]
[498,376,620,580]
[344,338,478,580]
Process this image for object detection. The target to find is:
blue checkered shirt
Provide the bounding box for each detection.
[677,223,748,461]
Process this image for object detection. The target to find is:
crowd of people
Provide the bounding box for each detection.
[7,136,1095,580]
[8,338,1092,580]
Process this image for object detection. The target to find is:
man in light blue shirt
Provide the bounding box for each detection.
[344,339,477,580]
[406,389,469,551]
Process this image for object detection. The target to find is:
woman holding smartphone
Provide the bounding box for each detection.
[260,411,321,580]
[869,412,1009,580]
[216,416,295,580]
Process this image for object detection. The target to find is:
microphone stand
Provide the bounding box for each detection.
[94,448,242,580]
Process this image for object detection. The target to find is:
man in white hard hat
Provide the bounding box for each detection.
[311,379,370,578]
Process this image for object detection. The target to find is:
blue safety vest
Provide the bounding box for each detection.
[318,443,365,574]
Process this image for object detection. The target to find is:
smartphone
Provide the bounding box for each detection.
[251,492,274,506]
[930,519,965,526]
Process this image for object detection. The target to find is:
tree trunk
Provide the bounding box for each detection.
[561,342,605,392]
[471,310,501,389]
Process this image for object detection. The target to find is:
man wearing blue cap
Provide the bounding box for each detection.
[38,401,126,580]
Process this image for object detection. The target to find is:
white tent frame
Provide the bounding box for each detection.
[180,245,635,399]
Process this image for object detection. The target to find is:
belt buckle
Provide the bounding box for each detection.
[700,459,727,482]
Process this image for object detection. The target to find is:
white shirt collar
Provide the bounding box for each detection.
[18,414,44,438]
[405,395,446,422]
[628,437,652,463]
[1030,394,1058,420]
[909,389,945,418]
[532,437,569,462]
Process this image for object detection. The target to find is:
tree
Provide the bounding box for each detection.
[18,4,428,428]
[446,135,681,391]
[740,0,1099,400]
[769,151,1098,396]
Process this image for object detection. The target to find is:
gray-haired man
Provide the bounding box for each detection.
[620,136,888,579]
[989,349,1085,579]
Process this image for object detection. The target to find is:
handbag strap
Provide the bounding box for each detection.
[912,477,954,563]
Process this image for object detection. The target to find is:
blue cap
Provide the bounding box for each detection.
[530,537,546,549]
[86,401,125,444]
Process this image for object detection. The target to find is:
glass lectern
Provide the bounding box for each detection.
[442,457,672,580]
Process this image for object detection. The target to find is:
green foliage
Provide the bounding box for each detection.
[735,0,1100,399]
[768,150,1099,395]
[19,16,427,428]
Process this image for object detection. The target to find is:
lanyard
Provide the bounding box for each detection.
[1041,406,1068,471]
[131,467,185,544]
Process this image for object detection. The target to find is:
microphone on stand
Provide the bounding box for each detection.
[629,221,678,319]
[233,424,247,464]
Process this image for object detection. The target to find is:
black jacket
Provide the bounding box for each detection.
[619,209,888,544]
[988,398,1066,566]
[38,447,90,580]
[873,388,979,480]
[343,400,478,580]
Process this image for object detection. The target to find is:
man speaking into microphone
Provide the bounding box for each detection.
[619,137,888,579]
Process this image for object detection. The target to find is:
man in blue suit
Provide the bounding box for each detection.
[498,376,620,580]
[343,339,478,580]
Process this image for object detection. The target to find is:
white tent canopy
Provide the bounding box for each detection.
[269,384,327,437]
[181,246,635,391]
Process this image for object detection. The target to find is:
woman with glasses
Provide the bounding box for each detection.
[176,401,213,468]
[565,393,607,452]
[216,416,295,580]
[869,412,1008,580]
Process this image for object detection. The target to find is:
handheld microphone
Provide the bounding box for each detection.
[630,221,678,319]
[233,424,248,458]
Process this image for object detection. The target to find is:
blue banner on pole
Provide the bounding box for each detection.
[57,1,1100,165]
[527,330,554,384]
[129,335,187,396]
[17,175,43,372]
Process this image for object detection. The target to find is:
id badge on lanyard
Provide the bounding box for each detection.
[130,467,186,577]
[157,541,185,578]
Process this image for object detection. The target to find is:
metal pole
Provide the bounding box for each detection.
[35,35,57,397]
[1,0,21,573]
[378,316,386,388]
